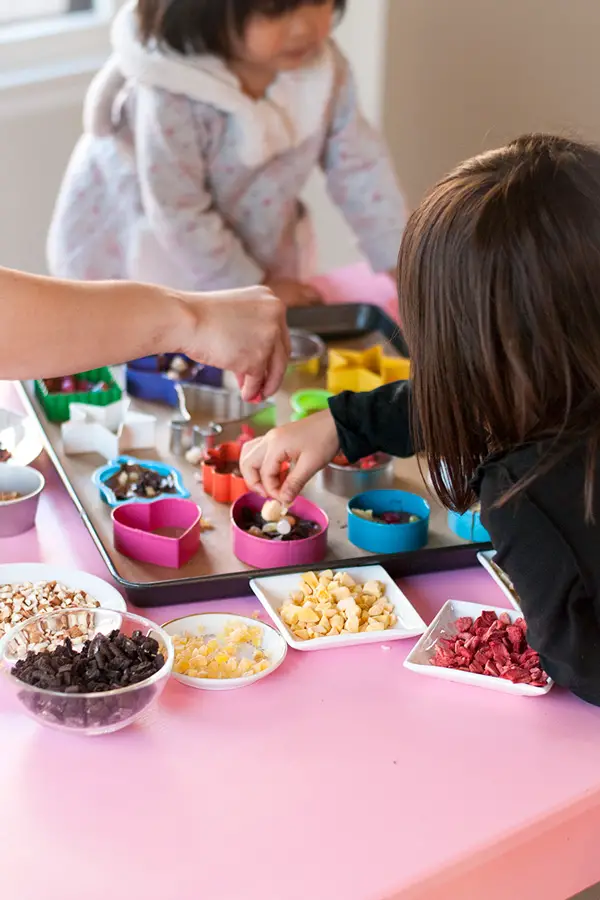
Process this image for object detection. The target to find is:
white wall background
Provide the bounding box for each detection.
[0,0,389,275]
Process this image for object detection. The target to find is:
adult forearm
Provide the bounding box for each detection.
[0,268,190,379]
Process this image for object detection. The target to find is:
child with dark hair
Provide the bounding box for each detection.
[48,0,405,307]
[241,133,600,706]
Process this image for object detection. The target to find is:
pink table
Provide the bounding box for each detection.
[2,373,600,900]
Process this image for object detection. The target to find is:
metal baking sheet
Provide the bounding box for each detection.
[17,304,489,606]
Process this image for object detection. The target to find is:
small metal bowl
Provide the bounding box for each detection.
[169,420,222,457]
[322,454,394,497]
[0,466,45,537]
[171,384,276,455]
[289,329,326,372]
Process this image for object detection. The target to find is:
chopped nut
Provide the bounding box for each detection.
[0,581,101,649]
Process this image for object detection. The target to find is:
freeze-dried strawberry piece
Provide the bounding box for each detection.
[440,637,456,649]
[469,661,485,674]
[482,621,500,643]
[492,641,511,666]
[514,617,527,633]
[519,648,539,668]
[433,648,457,667]
[503,666,530,683]
[499,612,512,625]
[474,646,493,665]
[484,660,500,677]
[506,625,524,651]
[464,635,480,651]
[455,617,473,633]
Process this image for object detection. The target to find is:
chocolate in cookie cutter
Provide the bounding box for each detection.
[170,384,276,456]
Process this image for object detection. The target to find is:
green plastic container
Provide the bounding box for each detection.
[290,389,333,422]
[35,368,122,423]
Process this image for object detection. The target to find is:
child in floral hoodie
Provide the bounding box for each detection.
[48,0,405,305]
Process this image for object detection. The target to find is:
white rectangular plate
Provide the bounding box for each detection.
[250,565,426,651]
[404,599,552,696]
[477,550,521,610]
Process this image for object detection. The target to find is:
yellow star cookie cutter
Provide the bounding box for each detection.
[327,345,410,393]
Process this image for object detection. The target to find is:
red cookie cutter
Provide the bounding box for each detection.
[201,439,290,505]
[201,442,247,504]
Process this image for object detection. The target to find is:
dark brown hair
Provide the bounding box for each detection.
[397,133,600,516]
[137,0,346,57]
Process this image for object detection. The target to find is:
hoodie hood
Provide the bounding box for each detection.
[84,0,337,168]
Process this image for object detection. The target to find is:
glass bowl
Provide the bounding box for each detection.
[0,607,174,736]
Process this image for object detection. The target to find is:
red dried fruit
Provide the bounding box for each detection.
[492,642,511,666]
[519,648,540,669]
[427,609,548,687]
[482,621,500,643]
[506,626,524,651]
[433,649,457,667]
[503,666,530,683]
[484,660,500,677]
[464,635,480,651]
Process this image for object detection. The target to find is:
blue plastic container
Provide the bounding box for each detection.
[347,489,430,554]
[126,355,222,407]
[447,508,490,543]
[93,455,191,508]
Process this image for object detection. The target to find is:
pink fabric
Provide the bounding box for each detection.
[2,353,600,900]
[312,262,400,322]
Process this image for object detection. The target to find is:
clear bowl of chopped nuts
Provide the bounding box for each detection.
[0,608,174,735]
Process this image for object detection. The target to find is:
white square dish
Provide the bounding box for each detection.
[250,565,426,651]
[404,599,552,696]
[477,550,521,610]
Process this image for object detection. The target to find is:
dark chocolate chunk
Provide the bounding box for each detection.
[105,462,177,501]
[12,628,166,730]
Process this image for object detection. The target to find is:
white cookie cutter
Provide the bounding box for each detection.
[61,399,157,460]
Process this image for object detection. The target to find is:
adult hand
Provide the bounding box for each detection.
[240,410,340,504]
[179,286,290,401]
[265,278,323,308]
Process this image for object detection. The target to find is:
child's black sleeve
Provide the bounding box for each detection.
[479,459,600,706]
[328,381,415,462]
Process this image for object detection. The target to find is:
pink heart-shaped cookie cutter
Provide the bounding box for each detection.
[113,498,202,568]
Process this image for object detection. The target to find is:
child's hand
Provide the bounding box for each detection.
[266,278,323,308]
[240,410,340,504]
[181,286,290,402]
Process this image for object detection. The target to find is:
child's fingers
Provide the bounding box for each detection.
[261,447,289,499]
[279,456,316,505]
[240,440,267,497]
